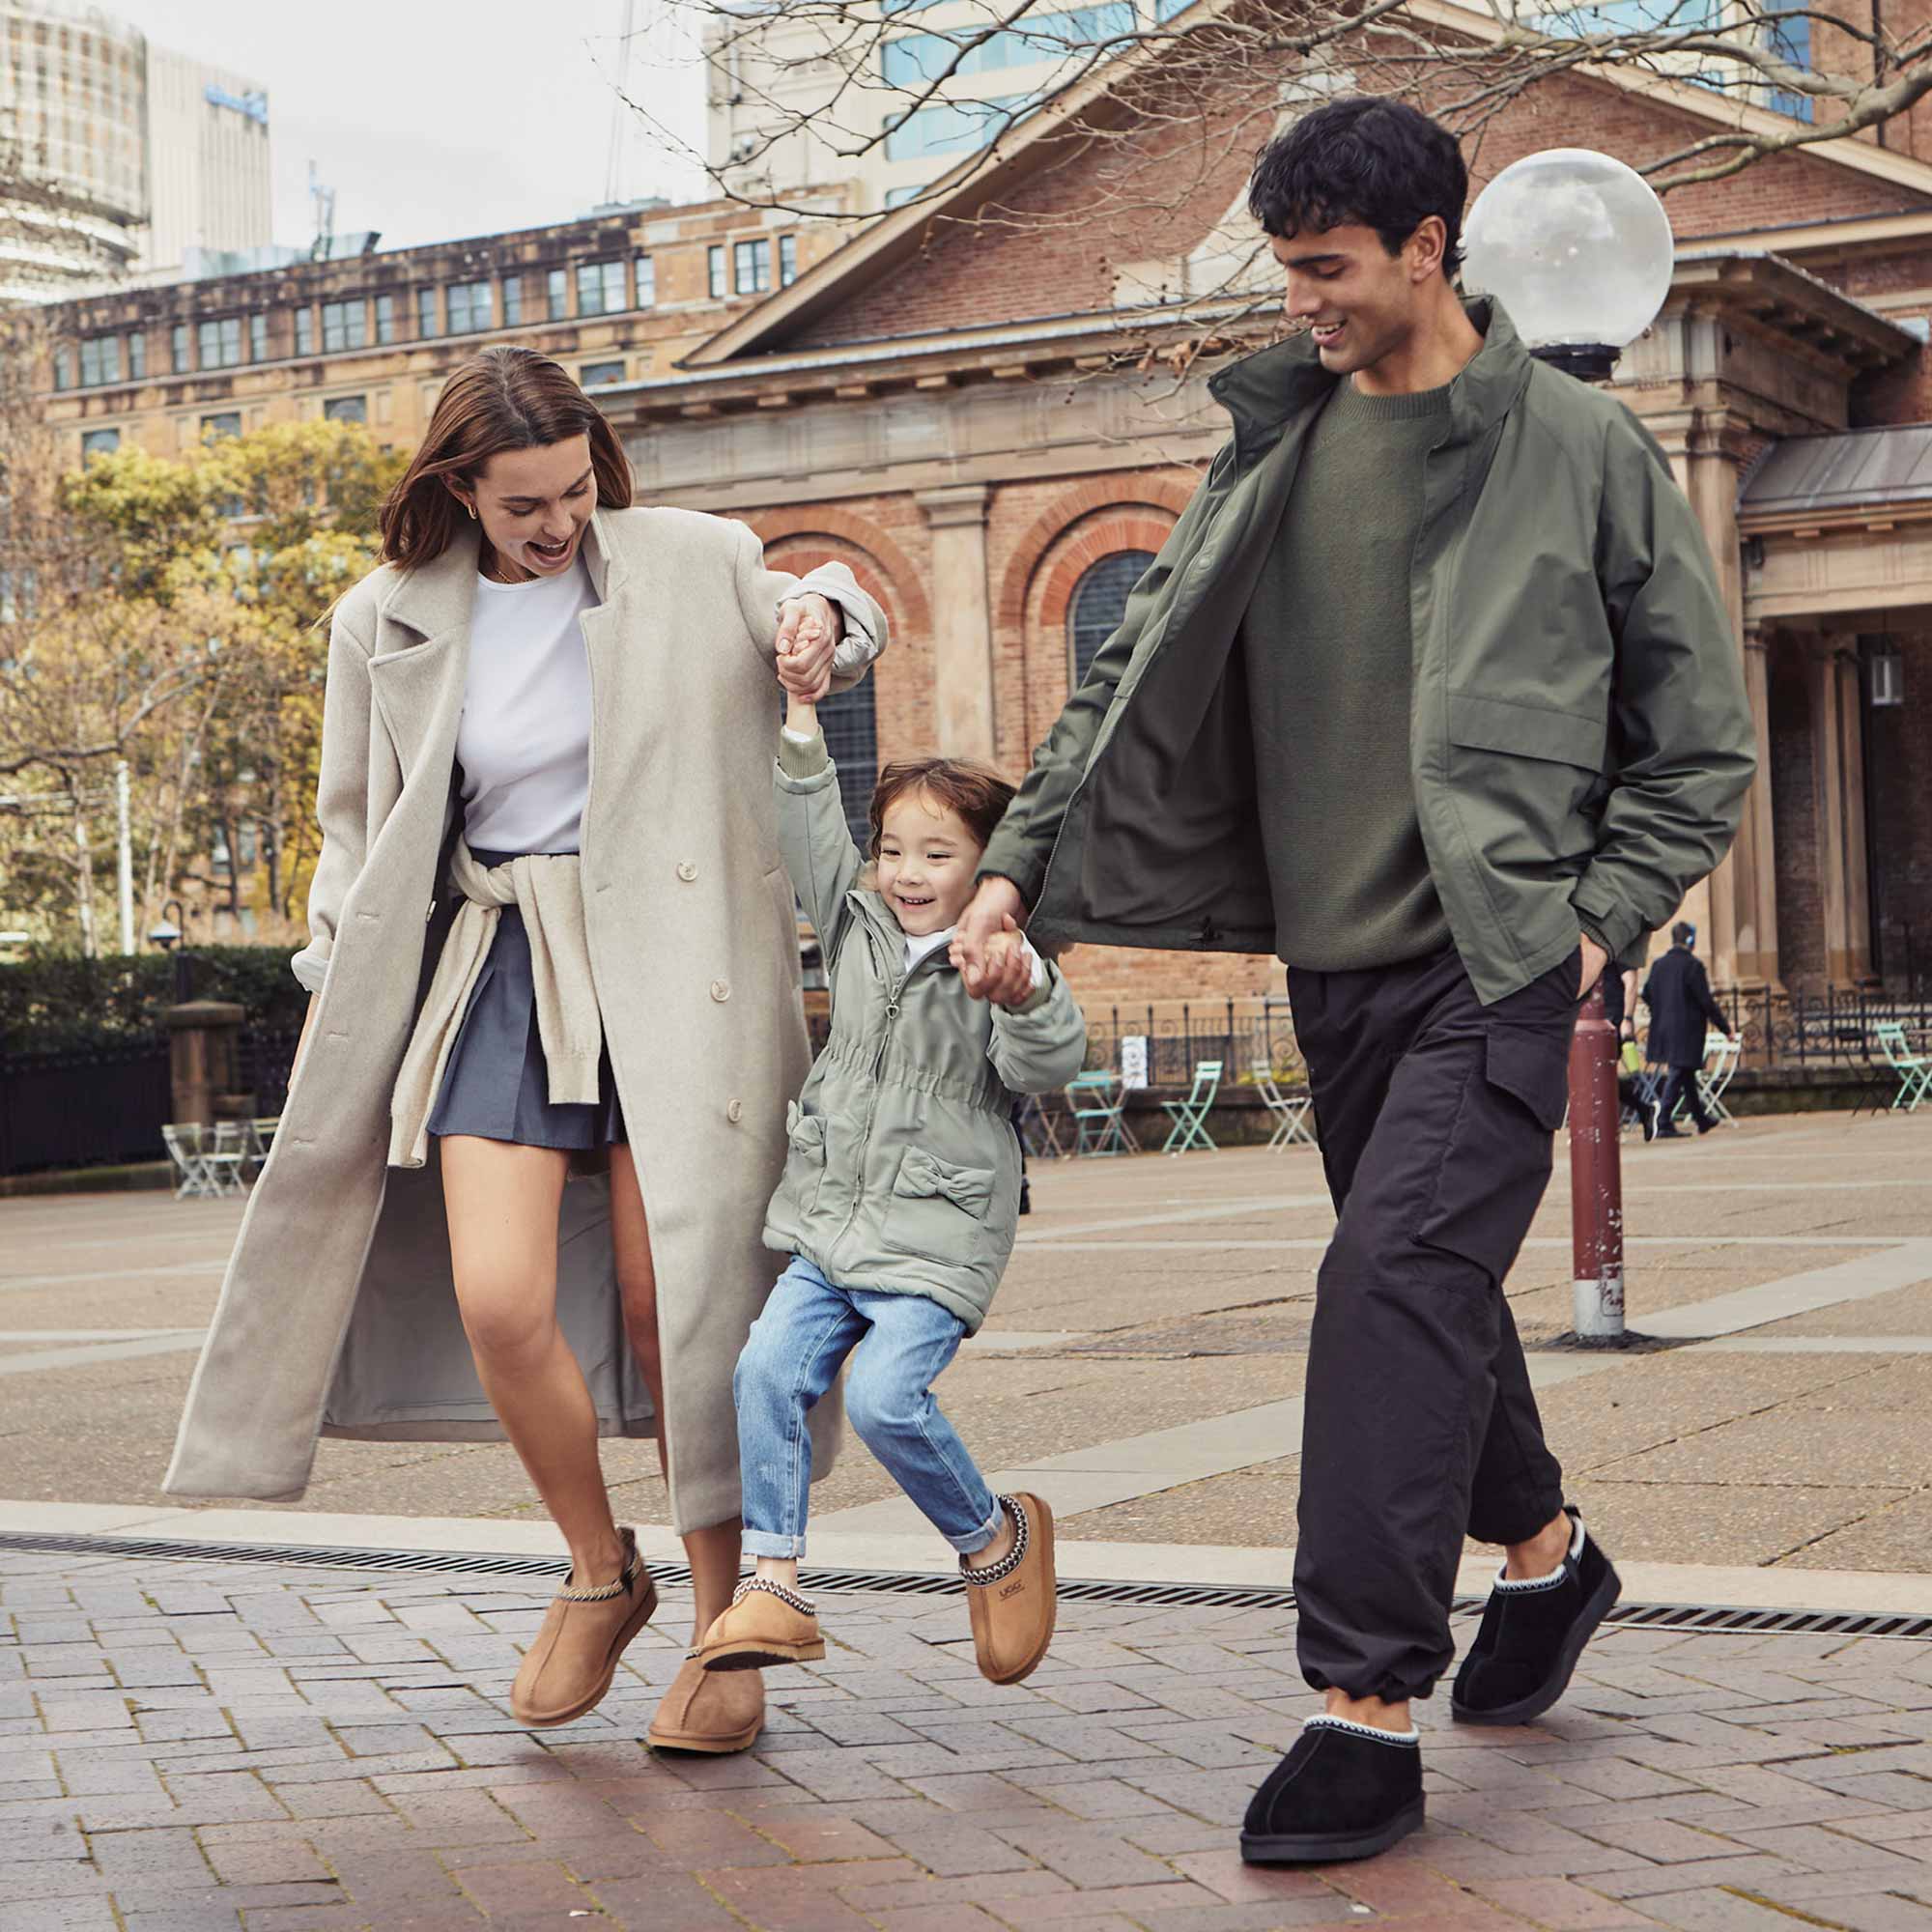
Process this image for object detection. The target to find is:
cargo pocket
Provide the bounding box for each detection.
[1415,1026,1568,1285]
[883,1147,994,1265]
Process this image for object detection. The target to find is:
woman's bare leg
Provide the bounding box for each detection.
[610,1143,742,1642]
[441,1135,626,1587]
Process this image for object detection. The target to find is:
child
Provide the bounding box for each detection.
[695,655,1088,1688]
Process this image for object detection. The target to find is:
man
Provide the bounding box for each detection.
[1604,961,1664,1142]
[953,98,1755,1862]
[1641,922,1737,1137]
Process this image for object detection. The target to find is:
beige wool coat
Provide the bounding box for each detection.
[163,507,888,1533]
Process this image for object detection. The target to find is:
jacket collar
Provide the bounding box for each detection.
[380,508,626,644]
[1208,296,1534,466]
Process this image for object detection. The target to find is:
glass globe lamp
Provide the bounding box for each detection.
[1463,148,1674,381]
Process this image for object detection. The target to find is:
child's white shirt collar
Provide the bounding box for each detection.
[900,923,1044,991]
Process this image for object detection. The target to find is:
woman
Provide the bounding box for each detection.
[164,346,888,1754]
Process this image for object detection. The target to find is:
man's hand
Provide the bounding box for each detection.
[777,594,838,701]
[1578,933,1609,1001]
[952,878,1031,1005]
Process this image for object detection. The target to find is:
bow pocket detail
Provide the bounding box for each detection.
[785,1100,828,1163]
[884,1148,994,1264]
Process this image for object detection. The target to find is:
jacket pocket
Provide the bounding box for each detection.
[1444,693,1607,876]
[775,1100,828,1218]
[883,1147,994,1266]
[1445,693,1605,771]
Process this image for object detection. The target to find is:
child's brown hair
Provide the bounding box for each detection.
[867,757,1016,859]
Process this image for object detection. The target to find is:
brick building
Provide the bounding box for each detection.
[601,35,1932,1006]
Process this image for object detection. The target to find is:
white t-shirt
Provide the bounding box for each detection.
[903,923,1044,991]
[456,560,597,854]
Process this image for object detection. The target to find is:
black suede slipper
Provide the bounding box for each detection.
[1451,1506,1621,1727]
[1240,1718,1425,1864]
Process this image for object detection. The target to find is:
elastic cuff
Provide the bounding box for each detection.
[740,1529,809,1559]
[776,726,831,781]
[947,1500,1006,1556]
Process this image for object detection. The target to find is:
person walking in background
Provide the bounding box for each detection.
[696,663,1087,1689]
[952,99,1756,1864]
[1603,960,1662,1142]
[165,346,890,1757]
[1641,922,1737,1138]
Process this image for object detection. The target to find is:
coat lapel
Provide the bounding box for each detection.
[367,533,479,785]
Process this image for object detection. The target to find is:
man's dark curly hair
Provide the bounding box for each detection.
[1248,98,1466,276]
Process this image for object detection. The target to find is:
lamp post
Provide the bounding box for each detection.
[1463,149,1675,1346]
[148,897,193,1004]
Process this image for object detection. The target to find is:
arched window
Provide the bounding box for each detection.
[1067,550,1155,690]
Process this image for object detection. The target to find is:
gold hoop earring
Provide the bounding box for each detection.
[465,501,476,521]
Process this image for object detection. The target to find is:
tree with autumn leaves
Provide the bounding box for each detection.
[0,325,405,955]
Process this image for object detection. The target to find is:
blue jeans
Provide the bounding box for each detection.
[735,1256,1003,1560]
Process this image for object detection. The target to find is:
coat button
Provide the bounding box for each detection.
[710,979,731,1003]
[677,861,698,882]
[726,1098,744,1124]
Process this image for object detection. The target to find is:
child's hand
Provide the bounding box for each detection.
[954,918,1035,1009]
[776,595,837,702]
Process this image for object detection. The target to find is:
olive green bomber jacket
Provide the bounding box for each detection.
[765,728,1089,1331]
[979,299,1758,1006]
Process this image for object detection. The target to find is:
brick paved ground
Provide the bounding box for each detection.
[6,1548,1931,1931]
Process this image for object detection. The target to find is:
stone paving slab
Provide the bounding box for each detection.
[5,1548,1932,1930]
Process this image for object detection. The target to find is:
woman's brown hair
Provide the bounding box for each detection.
[377,345,633,569]
[867,757,1017,859]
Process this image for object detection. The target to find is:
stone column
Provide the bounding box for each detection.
[915,484,995,759]
[166,1000,246,1127]
[1738,625,1781,986]
[1821,646,1874,984]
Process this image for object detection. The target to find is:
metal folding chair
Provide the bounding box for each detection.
[207,1121,250,1193]
[1015,1092,1066,1159]
[1875,1023,1931,1114]
[1161,1059,1222,1155]
[1692,1033,1742,1128]
[1252,1062,1316,1150]
[1066,1071,1136,1156]
[162,1123,218,1200]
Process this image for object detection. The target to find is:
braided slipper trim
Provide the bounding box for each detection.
[960,1495,1030,1587]
[732,1576,816,1617]
[555,1532,643,1604]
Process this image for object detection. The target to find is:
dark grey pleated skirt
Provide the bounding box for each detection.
[425,847,625,1151]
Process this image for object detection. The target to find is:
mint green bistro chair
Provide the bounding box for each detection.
[1876,1023,1931,1113]
[1066,1070,1135,1156]
[1161,1060,1222,1154]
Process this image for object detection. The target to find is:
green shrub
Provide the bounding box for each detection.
[0,945,308,1050]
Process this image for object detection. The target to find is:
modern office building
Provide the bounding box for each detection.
[140,44,271,280]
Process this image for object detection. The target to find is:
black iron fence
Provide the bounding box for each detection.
[1080,1001,1303,1087]
[1704,985,1932,1067]
[236,1027,302,1121]
[0,1037,172,1175]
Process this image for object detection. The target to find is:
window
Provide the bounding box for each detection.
[821,682,878,853]
[1766,0,1814,118]
[635,254,656,307]
[708,245,726,299]
[200,317,242,369]
[581,359,626,387]
[322,298,368,352]
[172,324,191,373]
[52,346,72,390]
[249,312,269,361]
[881,4,1133,85]
[294,306,315,355]
[323,395,367,424]
[885,94,1023,162]
[81,426,121,459]
[447,280,494,334]
[200,412,242,441]
[127,330,146,380]
[1067,550,1154,688]
[546,267,568,319]
[884,185,924,210]
[501,274,523,327]
[733,238,772,295]
[577,258,626,316]
[80,334,124,386]
[375,293,397,344]
[780,236,798,287]
[416,288,440,338]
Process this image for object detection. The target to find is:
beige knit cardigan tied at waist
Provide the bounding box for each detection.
[388,842,601,1168]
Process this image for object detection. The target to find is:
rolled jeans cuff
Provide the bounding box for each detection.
[949,1500,1006,1557]
[741,1530,809,1560]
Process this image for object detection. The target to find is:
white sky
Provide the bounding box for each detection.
[115,0,711,251]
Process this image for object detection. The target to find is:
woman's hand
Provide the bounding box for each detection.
[777,594,838,702]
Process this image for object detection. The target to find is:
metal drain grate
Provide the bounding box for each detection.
[4,1531,1928,1638]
